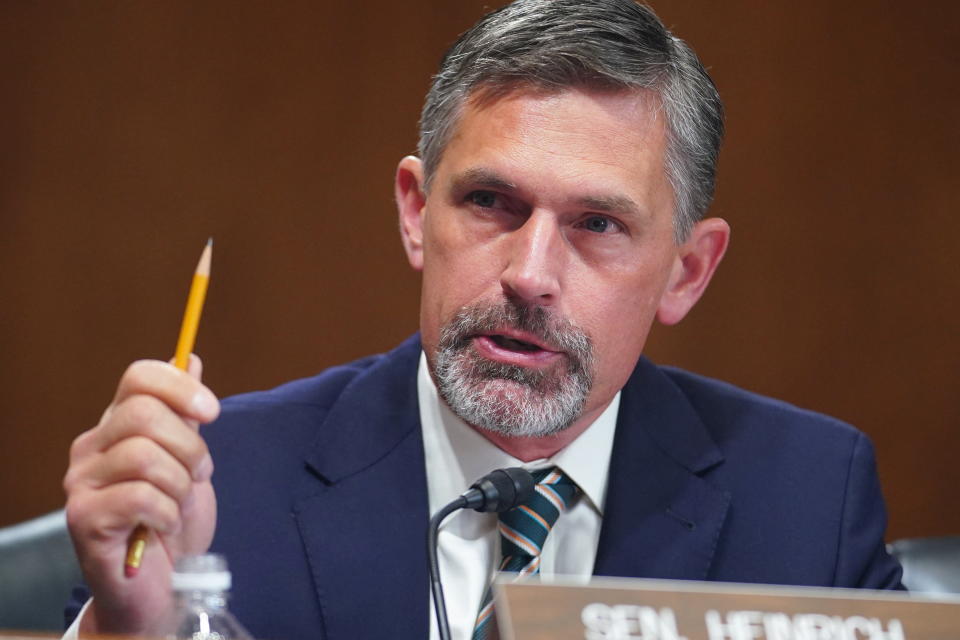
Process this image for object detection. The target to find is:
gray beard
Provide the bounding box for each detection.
[432,301,594,438]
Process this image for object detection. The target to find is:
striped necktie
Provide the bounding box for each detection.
[472,467,580,640]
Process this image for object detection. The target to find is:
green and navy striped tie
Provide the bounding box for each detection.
[472,467,580,640]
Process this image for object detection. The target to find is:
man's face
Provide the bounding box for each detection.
[398,87,715,439]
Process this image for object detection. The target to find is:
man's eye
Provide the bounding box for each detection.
[467,191,500,208]
[581,215,620,234]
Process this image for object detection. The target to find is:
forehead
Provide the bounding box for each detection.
[461,84,662,145]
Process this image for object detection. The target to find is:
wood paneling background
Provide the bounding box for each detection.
[1,1,957,540]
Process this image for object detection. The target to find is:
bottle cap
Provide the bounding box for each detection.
[171,553,232,592]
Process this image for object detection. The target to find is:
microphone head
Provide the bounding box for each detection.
[468,468,535,513]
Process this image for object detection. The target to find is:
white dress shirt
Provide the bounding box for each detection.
[418,353,620,640]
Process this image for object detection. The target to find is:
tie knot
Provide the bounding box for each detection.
[497,467,579,571]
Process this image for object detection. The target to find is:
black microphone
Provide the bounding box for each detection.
[427,468,535,640]
[461,467,536,513]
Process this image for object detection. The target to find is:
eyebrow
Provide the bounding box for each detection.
[577,194,644,219]
[450,167,518,193]
[450,166,647,219]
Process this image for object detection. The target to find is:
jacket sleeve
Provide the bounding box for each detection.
[63,584,90,629]
[833,432,905,589]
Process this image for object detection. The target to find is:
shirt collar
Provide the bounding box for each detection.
[417,352,618,516]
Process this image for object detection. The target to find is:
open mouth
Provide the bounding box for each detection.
[488,334,543,352]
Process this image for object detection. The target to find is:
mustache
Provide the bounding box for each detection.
[438,300,594,370]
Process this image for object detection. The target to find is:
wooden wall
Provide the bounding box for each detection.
[1,1,957,540]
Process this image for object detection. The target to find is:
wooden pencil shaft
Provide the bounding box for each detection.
[173,240,212,370]
[124,239,212,576]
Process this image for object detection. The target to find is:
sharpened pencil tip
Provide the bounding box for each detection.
[195,238,213,277]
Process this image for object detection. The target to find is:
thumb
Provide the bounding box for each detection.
[169,353,214,428]
[186,353,204,381]
[168,353,204,380]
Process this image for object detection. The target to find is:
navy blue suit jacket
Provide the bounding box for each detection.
[67,334,903,638]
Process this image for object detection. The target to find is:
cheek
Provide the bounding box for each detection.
[586,309,655,399]
[573,276,666,380]
[418,219,503,347]
[422,217,506,304]
[421,248,497,313]
[588,303,652,355]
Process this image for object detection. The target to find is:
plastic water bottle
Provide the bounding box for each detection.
[159,553,253,640]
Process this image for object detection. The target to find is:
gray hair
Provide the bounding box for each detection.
[418,0,724,241]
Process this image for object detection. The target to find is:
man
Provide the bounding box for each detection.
[63,1,904,639]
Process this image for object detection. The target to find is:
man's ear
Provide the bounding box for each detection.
[395,155,428,271]
[656,217,730,326]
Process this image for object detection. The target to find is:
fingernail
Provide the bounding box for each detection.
[191,389,219,417]
[194,453,214,482]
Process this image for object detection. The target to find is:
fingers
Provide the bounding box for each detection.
[185,353,203,380]
[69,357,218,462]
[75,393,212,472]
[64,434,212,547]
[64,357,218,550]
[66,435,211,506]
[112,359,219,424]
[66,480,185,540]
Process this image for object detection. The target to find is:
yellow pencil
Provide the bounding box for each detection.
[124,238,213,578]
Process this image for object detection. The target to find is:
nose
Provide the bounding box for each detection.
[499,211,565,305]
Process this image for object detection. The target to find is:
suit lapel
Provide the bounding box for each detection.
[594,358,731,581]
[293,337,431,640]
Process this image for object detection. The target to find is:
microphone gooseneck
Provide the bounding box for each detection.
[427,468,536,640]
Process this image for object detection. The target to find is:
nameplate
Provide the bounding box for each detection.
[495,577,960,640]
